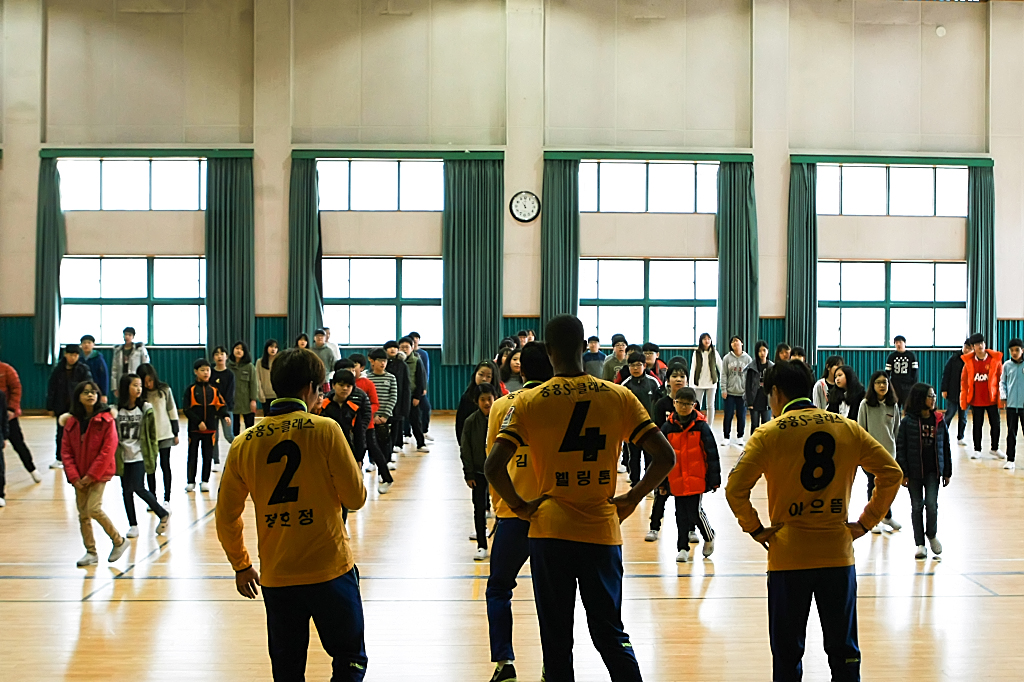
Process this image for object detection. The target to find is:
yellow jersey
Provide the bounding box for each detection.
[725,400,903,572]
[496,374,658,545]
[486,385,542,519]
[215,399,367,587]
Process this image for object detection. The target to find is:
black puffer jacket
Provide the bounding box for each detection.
[46,360,93,414]
[896,411,953,480]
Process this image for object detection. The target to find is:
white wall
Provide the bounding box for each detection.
[818,216,966,261]
[65,211,205,254]
[320,212,442,256]
[580,213,716,258]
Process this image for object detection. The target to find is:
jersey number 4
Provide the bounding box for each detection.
[559,401,606,462]
[267,441,301,505]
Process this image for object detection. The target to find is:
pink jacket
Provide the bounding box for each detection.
[60,409,118,484]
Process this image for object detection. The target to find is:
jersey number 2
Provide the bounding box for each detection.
[267,441,301,505]
[801,431,837,492]
[559,401,606,462]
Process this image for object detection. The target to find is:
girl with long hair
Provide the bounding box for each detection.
[114,373,169,539]
[689,332,722,425]
[136,363,179,503]
[858,371,902,533]
[501,349,524,393]
[229,341,261,436]
[827,366,865,421]
[258,339,279,412]
[455,360,504,445]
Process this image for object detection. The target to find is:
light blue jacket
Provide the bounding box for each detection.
[1000,358,1024,409]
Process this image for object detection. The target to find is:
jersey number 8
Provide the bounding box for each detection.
[800,431,837,492]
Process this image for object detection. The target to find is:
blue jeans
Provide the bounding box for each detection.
[529,538,642,682]
[907,476,940,546]
[723,394,746,438]
[768,565,860,682]
[262,568,368,682]
[486,518,531,662]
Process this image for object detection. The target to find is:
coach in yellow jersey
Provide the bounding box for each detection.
[726,360,903,682]
[216,347,368,682]
[487,315,676,682]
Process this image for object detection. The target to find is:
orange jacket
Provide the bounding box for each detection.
[960,350,1003,410]
[662,411,721,497]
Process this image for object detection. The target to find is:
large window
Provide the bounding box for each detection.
[316,159,445,211]
[321,257,443,345]
[578,259,718,346]
[816,163,968,217]
[579,161,719,214]
[57,158,207,211]
[817,261,967,348]
[59,257,206,345]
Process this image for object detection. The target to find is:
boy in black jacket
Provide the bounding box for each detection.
[183,359,227,493]
[460,382,496,561]
[322,370,393,494]
[398,337,429,452]
[885,335,919,406]
[941,339,970,444]
[46,344,93,469]
[384,340,412,456]
[621,352,661,487]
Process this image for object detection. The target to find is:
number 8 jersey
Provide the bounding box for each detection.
[725,403,903,571]
[496,375,658,546]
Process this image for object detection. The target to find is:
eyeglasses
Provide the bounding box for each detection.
[81,390,98,396]
[927,393,937,399]
[873,380,889,386]
[674,401,695,407]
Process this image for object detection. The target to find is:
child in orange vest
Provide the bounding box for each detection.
[658,386,721,562]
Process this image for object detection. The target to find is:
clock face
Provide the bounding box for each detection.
[510,191,541,223]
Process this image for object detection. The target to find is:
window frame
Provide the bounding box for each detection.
[579,160,719,215]
[578,258,718,346]
[817,260,967,349]
[816,162,968,218]
[320,256,443,345]
[56,157,208,212]
[61,256,206,347]
[315,158,445,212]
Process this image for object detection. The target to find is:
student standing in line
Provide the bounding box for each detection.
[642,343,669,385]
[774,343,791,364]
[311,328,340,386]
[111,327,150,397]
[897,383,952,560]
[621,352,661,487]
[47,344,93,469]
[583,336,606,378]
[690,332,723,428]
[407,332,434,442]
[398,337,429,453]
[648,364,694,542]
[999,338,1024,471]
[323,326,341,360]
[79,335,109,404]
[384,340,413,456]
[790,347,807,363]
[322,370,391,495]
[455,361,502,445]
[113,374,169,539]
[0,351,40,483]
[294,333,310,350]
[517,330,529,348]
[720,336,752,447]
[258,339,279,415]
[526,330,536,343]
[60,380,129,567]
[183,359,228,493]
[885,335,919,407]
[745,340,774,432]
[335,358,390,479]
[858,371,903,534]
[210,346,236,467]
[601,334,630,382]
[137,363,179,504]
[960,333,1004,460]
[365,349,398,473]
[940,339,970,446]
[827,366,866,422]
[812,355,844,410]
[501,349,524,393]
[229,341,260,437]
[461,383,497,561]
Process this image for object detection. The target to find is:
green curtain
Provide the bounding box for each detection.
[716,162,760,351]
[287,158,323,344]
[34,158,67,365]
[540,159,580,331]
[967,165,996,348]
[205,157,256,355]
[442,159,504,365]
[785,163,818,365]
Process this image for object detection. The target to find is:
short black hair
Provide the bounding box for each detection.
[627,352,645,365]
[193,358,210,370]
[625,344,641,355]
[545,315,586,362]
[383,340,399,350]
[398,336,414,347]
[587,335,600,343]
[968,333,985,346]
[1011,338,1024,350]
[729,335,742,345]
[348,353,367,367]
[674,387,697,403]
[611,334,627,346]
[775,342,790,355]
[212,346,229,357]
[519,341,553,383]
[791,346,806,357]
[894,335,907,344]
[334,358,355,372]
[64,344,81,355]
[408,331,420,340]
[823,355,845,379]
[763,360,815,402]
[668,363,687,378]
[477,382,496,398]
[642,342,659,353]
[368,348,388,361]
[80,334,95,343]
[123,326,136,336]
[331,369,355,387]
[518,330,529,337]
[271,348,326,397]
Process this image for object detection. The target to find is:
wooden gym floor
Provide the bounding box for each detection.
[1,413,1023,681]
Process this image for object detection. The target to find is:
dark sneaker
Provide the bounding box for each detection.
[490,663,517,682]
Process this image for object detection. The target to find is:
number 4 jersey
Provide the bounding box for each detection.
[215,399,367,588]
[496,374,658,546]
[725,404,903,572]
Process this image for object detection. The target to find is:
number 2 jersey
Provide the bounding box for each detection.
[215,399,367,587]
[496,374,658,545]
[725,403,903,572]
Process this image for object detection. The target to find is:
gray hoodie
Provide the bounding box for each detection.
[720,351,752,397]
[857,399,901,456]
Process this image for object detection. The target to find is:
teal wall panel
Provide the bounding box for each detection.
[757,318,786,357]
[817,347,957,408]
[503,317,541,339]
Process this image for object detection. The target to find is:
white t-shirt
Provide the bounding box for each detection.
[117,405,145,463]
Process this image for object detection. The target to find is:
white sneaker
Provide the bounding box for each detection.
[486,509,496,520]
[211,462,221,472]
[76,552,98,567]
[736,435,746,445]
[871,523,883,534]
[882,517,902,531]
[387,461,397,470]
[416,445,430,453]
[720,437,730,446]
[126,526,139,539]
[156,513,170,535]
[30,470,42,483]
[970,450,981,459]
[199,482,210,493]
[0,498,5,508]
[392,446,403,454]
[364,463,375,473]
[702,539,715,558]
[1005,461,1016,471]
[49,460,63,469]
[645,530,659,542]
[957,438,967,446]
[675,549,689,563]
[425,433,434,442]
[689,531,698,544]
[108,540,129,562]
[404,436,413,444]
[928,536,943,555]
[993,449,1006,459]
[617,463,627,474]
[474,548,488,561]
[184,484,195,493]
[915,545,927,559]
[469,532,477,542]
[378,482,392,494]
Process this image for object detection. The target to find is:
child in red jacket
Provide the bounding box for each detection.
[658,387,721,563]
[60,380,129,567]
[960,333,1005,459]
